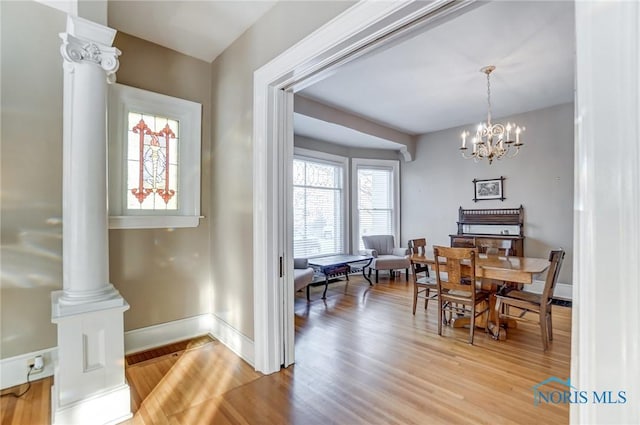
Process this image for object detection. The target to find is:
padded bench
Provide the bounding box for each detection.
[294,258,315,301]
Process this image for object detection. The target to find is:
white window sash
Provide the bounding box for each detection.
[293,147,349,257]
[352,158,400,253]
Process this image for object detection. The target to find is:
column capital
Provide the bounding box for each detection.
[59,15,121,81]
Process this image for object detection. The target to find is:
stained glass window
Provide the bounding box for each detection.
[126,112,179,210]
[109,84,201,229]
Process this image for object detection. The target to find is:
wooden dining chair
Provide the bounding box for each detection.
[433,246,490,344]
[408,238,437,315]
[494,249,565,350]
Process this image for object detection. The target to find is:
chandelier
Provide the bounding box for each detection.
[459,66,524,164]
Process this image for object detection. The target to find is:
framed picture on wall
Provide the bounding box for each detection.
[473,176,505,202]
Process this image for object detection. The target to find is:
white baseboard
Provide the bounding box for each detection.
[210,314,255,367]
[124,314,214,354]
[0,347,57,390]
[527,280,573,301]
[51,383,131,425]
[124,313,254,366]
[2,313,256,390]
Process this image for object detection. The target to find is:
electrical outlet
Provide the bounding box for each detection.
[34,355,44,371]
[27,355,44,373]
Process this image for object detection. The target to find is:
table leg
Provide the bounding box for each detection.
[362,267,372,286]
[322,275,329,299]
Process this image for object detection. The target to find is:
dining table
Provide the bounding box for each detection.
[410,252,550,340]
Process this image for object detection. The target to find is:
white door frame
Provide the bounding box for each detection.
[253,2,640,423]
[252,0,468,375]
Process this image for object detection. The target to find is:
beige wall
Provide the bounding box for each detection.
[209,1,354,339]
[109,32,213,331]
[1,1,65,358]
[0,0,352,359]
[402,102,574,284]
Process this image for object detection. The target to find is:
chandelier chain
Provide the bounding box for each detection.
[486,71,492,124]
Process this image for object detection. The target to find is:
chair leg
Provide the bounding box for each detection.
[368,268,371,277]
[375,270,379,283]
[405,268,409,281]
[424,289,429,311]
[412,284,418,315]
[539,308,549,351]
[494,298,502,338]
[483,303,489,334]
[469,303,476,345]
[438,298,444,336]
[547,310,554,341]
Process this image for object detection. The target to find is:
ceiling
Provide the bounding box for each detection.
[296,0,575,148]
[107,1,575,151]
[108,1,277,63]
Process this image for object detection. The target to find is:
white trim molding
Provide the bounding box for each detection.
[123,314,214,355]
[527,280,572,302]
[124,313,254,367]
[253,0,465,375]
[210,315,255,367]
[2,314,255,391]
[572,2,640,424]
[0,347,57,390]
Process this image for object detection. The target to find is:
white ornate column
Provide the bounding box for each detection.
[51,15,131,425]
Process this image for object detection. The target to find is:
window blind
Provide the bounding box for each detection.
[357,167,394,251]
[293,158,344,258]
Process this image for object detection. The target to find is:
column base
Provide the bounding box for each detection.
[51,293,131,425]
[52,284,125,317]
[51,383,132,425]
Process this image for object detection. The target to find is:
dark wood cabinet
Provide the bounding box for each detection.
[449,206,525,257]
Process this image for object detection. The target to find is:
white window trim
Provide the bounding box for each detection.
[108,84,202,229]
[293,147,349,256]
[351,158,400,253]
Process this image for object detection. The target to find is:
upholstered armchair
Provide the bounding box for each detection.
[360,235,410,283]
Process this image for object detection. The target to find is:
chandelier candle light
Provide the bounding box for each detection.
[460,65,524,164]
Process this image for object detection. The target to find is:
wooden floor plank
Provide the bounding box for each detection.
[1,275,570,425]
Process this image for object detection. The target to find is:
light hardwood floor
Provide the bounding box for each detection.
[1,275,571,424]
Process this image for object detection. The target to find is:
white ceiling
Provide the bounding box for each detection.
[107,1,575,151]
[108,1,277,63]
[296,1,575,146]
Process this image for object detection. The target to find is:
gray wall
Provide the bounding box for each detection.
[1,1,65,358]
[295,135,401,161]
[209,1,354,339]
[402,103,574,284]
